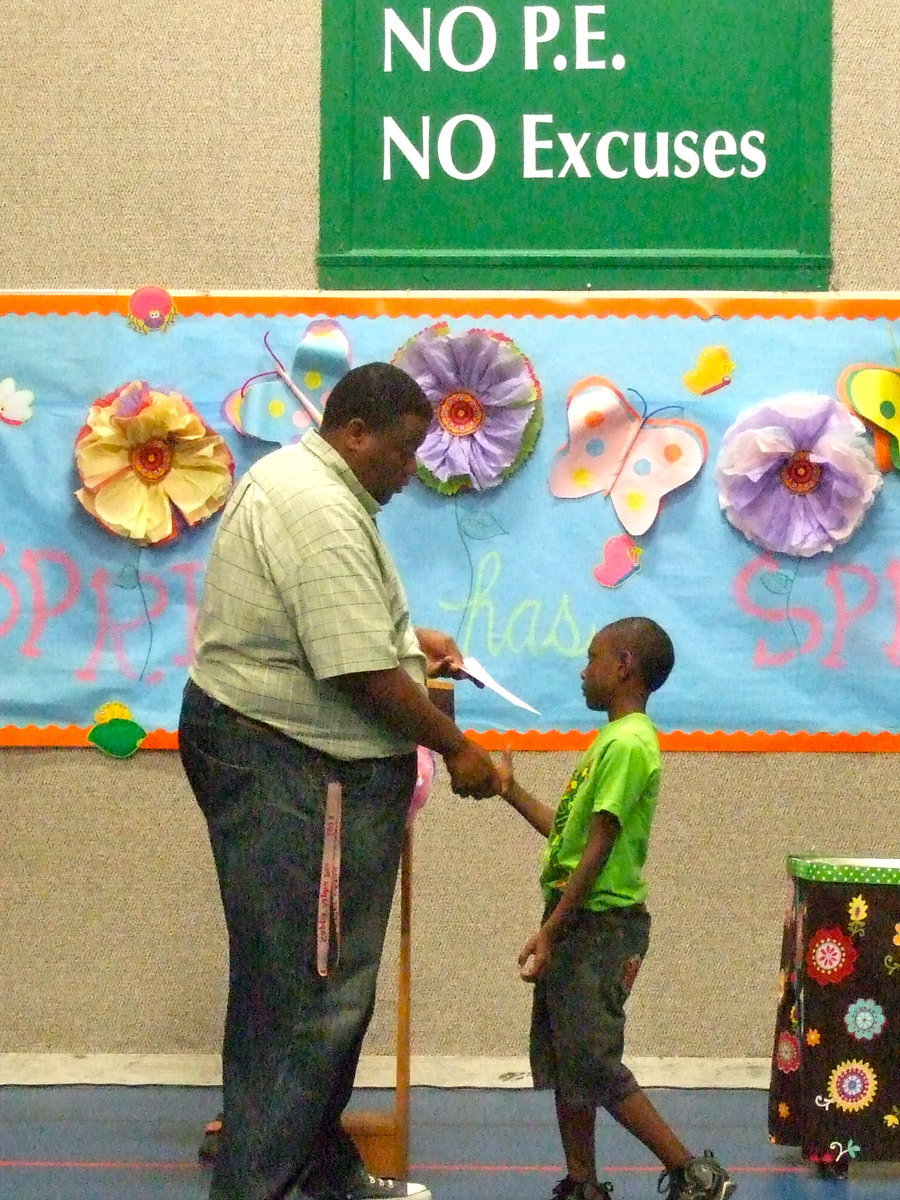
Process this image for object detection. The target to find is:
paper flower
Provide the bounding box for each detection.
[393,322,542,494]
[716,392,882,557]
[0,377,34,425]
[88,702,147,758]
[75,381,234,545]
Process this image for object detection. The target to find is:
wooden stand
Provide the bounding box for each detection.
[340,681,453,1178]
[340,829,413,1178]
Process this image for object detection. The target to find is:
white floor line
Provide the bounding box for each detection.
[0,1054,772,1089]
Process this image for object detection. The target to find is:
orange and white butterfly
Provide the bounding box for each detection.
[549,376,708,536]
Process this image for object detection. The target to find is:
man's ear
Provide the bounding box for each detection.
[618,649,634,679]
[342,417,370,450]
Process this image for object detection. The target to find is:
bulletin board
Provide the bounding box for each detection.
[1,290,898,754]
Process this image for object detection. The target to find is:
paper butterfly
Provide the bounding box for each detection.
[837,363,900,472]
[683,345,735,395]
[222,320,351,443]
[594,534,642,588]
[549,377,708,536]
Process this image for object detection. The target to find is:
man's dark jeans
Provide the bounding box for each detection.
[179,679,417,1200]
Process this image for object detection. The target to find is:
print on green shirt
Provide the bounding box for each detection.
[540,713,662,911]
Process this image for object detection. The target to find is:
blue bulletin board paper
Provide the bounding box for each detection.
[1,294,898,746]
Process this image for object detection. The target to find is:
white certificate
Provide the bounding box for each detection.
[460,656,541,716]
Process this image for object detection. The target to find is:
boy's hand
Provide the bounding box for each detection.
[495,748,514,796]
[518,927,552,981]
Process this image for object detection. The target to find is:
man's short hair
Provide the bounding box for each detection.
[605,617,675,693]
[320,362,432,434]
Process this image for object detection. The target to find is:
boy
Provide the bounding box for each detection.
[498,617,735,1200]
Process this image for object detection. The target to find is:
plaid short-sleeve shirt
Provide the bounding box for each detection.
[189,429,425,759]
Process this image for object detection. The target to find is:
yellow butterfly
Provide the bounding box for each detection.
[838,363,900,472]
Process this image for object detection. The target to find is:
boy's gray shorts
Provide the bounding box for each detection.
[529,902,651,1108]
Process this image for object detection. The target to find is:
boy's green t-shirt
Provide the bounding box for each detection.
[539,712,662,910]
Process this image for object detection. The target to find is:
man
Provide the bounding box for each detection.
[179,361,500,1200]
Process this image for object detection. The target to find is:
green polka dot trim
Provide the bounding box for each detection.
[788,855,900,885]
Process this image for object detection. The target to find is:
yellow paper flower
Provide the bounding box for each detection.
[848,895,868,923]
[94,701,133,724]
[75,381,234,545]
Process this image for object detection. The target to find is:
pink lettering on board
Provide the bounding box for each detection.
[821,564,879,669]
[75,568,169,683]
[883,560,900,668]
[19,548,81,659]
[733,553,823,667]
[0,542,22,638]
[169,560,203,667]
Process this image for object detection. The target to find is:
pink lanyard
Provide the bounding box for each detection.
[316,780,342,977]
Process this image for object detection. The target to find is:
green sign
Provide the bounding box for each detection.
[319,2,831,290]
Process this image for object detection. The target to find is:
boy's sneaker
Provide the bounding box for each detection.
[331,1173,431,1200]
[657,1151,735,1199]
[550,1177,614,1200]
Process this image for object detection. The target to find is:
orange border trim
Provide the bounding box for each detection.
[2,290,900,321]
[2,726,898,752]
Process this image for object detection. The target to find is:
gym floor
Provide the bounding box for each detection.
[1,1085,897,1199]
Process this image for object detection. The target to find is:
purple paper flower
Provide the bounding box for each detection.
[393,322,542,494]
[716,392,882,557]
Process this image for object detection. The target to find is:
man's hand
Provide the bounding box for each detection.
[444,740,501,798]
[415,627,482,683]
[518,927,553,981]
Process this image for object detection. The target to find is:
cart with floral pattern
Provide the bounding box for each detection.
[769,856,900,1175]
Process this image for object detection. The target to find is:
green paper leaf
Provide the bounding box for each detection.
[88,717,147,758]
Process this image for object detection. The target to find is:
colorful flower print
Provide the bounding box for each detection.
[848,895,868,923]
[827,1060,877,1113]
[844,999,886,1041]
[806,926,858,985]
[775,1030,801,1073]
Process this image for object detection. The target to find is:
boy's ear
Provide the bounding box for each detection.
[618,648,634,678]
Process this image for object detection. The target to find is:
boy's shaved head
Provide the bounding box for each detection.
[603,617,674,693]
